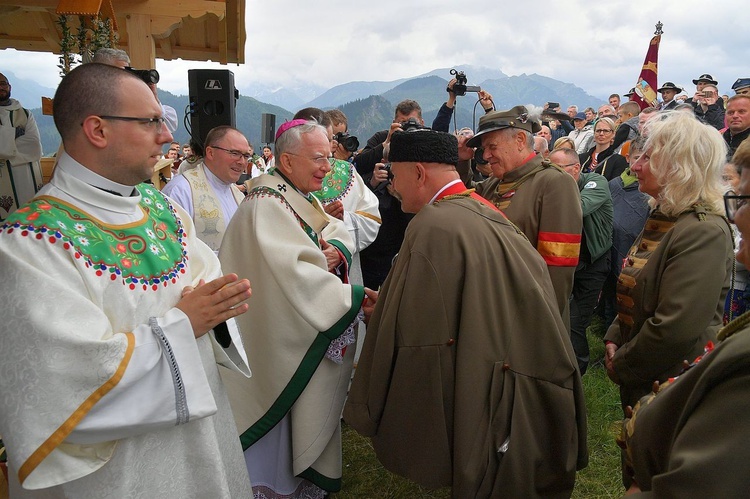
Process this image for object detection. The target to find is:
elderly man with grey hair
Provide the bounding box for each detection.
[468,106,583,327]
[219,119,376,498]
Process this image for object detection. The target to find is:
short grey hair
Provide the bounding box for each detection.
[92,48,130,66]
[275,121,328,157]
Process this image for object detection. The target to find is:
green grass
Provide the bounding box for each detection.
[333,316,623,498]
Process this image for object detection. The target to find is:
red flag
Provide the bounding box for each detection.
[632,23,663,110]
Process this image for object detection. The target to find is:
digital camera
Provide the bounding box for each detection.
[333,132,360,152]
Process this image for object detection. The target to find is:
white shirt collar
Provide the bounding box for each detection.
[428,179,463,205]
[58,152,137,197]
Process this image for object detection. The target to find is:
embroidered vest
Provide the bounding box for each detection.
[183,163,244,251]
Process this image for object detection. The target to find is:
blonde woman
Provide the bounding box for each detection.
[579,117,628,180]
[604,111,734,414]
[553,136,576,150]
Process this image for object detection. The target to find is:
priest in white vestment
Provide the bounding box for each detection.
[162,126,249,252]
[219,119,377,498]
[0,71,43,221]
[0,63,253,498]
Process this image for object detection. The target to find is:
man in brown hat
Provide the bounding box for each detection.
[467,106,583,326]
[345,128,587,498]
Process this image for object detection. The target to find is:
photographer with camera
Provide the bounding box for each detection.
[353,99,424,178]
[685,74,725,130]
[432,70,495,133]
[353,100,422,289]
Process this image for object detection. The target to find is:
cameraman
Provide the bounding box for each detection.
[353,99,424,177]
[432,78,495,132]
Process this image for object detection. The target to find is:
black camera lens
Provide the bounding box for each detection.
[334,132,360,152]
[125,67,160,85]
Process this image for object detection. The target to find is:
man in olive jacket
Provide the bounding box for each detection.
[344,129,588,498]
[468,106,583,329]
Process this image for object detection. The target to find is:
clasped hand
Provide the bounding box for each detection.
[177,273,251,338]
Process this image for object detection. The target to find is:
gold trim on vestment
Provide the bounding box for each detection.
[18,332,136,485]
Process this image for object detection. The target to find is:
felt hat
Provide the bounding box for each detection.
[390,129,458,165]
[657,82,683,93]
[466,106,541,147]
[692,73,718,85]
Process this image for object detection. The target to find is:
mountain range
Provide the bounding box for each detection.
[7,65,606,155]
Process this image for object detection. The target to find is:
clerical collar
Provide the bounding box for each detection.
[429,179,464,205]
[58,152,138,197]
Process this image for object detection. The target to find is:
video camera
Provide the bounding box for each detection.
[450,68,481,96]
[333,132,360,152]
[125,66,160,85]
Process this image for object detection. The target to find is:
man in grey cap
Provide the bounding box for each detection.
[468,105,583,327]
[345,128,587,498]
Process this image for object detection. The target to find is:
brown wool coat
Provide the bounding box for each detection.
[604,207,733,409]
[626,316,750,496]
[344,195,588,498]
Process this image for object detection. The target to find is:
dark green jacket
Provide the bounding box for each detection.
[578,172,613,262]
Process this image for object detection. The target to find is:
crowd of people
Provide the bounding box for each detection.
[1,57,750,499]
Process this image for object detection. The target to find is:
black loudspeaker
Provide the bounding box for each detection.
[188,69,237,147]
[261,113,276,144]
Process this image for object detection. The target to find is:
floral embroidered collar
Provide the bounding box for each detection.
[1,184,188,290]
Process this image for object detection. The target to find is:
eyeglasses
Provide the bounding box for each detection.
[0,81,9,87]
[209,145,253,161]
[98,115,167,133]
[556,162,579,168]
[285,152,334,167]
[594,129,614,134]
[724,193,750,223]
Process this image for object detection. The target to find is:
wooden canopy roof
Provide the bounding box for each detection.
[0,0,245,68]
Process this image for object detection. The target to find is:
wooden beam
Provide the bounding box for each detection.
[31,11,61,51]
[156,34,172,60]
[124,12,154,68]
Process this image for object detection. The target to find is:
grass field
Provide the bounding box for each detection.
[333,317,624,498]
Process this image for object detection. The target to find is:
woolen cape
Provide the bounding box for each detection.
[344,193,588,498]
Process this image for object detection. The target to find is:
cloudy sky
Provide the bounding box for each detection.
[0,0,746,101]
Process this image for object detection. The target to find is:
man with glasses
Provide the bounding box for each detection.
[550,147,613,375]
[219,119,375,498]
[0,62,253,497]
[0,71,43,221]
[162,126,249,252]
